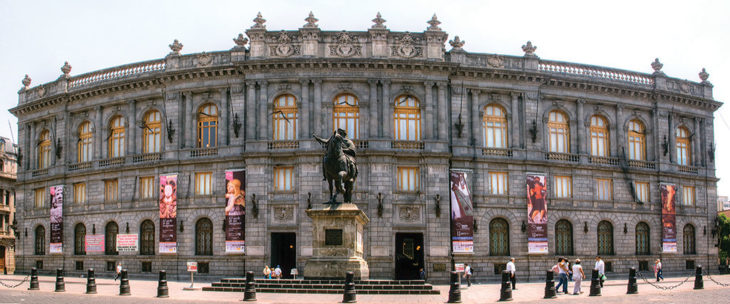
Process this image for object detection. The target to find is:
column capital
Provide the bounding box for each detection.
[381,79,391,85]
[368,79,378,86]
[312,79,323,85]
[469,88,481,96]
[245,80,256,87]
[218,87,228,95]
[299,79,310,86]
[510,91,521,98]
[436,81,447,88]
[577,99,586,105]
[424,81,435,87]
[258,80,268,87]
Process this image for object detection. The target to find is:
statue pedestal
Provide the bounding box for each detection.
[304,203,370,279]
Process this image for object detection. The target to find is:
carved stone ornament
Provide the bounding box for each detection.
[252,12,266,29]
[60,61,72,78]
[197,52,212,67]
[21,74,31,90]
[521,41,537,56]
[329,31,362,57]
[399,206,421,222]
[303,11,318,28]
[651,58,664,74]
[372,12,387,29]
[487,55,504,68]
[37,86,46,97]
[392,32,422,58]
[271,31,299,57]
[273,205,294,222]
[169,39,183,54]
[699,68,710,84]
[426,14,441,31]
[233,33,248,48]
[449,36,465,51]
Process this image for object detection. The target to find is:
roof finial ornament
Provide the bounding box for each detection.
[60,61,72,78]
[233,33,249,48]
[449,36,465,51]
[303,11,319,28]
[21,74,31,90]
[427,14,441,31]
[372,12,387,29]
[521,41,537,57]
[169,39,183,55]
[252,12,266,29]
[699,68,710,84]
[651,58,664,75]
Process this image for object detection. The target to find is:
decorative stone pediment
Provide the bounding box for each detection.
[398,205,421,222]
[392,32,422,58]
[272,205,295,222]
[270,31,300,57]
[487,55,504,68]
[329,32,361,57]
[197,52,212,67]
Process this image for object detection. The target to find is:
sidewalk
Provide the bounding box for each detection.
[1,272,729,303]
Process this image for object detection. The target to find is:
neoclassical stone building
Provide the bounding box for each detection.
[0,137,18,275]
[10,12,722,282]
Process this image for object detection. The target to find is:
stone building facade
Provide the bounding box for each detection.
[10,13,722,282]
[0,137,18,274]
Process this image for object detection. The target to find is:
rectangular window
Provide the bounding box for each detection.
[596,178,612,201]
[106,261,115,272]
[140,177,154,199]
[75,261,84,271]
[274,167,294,191]
[682,186,695,206]
[554,176,572,198]
[397,167,420,192]
[141,261,152,273]
[104,179,119,202]
[195,172,212,195]
[489,172,508,195]
[34,188,45,208]
[635,182,649,203]
[73,183,86,204]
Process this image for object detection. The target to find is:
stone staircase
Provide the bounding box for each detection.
[203,278,440,295]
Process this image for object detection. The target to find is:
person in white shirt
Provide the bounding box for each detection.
[506,257,516,290]
[463,263,472,287]
[274,265,282,279]
[555,258,569,294]
[572,259,585,295]
[594,256,605,287]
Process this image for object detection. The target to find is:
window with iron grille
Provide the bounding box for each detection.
[597,221,614,255]
[489,218,510,256]
[555,220,573,256]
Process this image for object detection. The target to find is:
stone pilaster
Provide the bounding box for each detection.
[128,99,136,154]
[94,106,102,160]
[300,80,310,139]
[368,79,378,138]
[220,88,229,146]
[694,117,701,166]
[381,80,391,139]
[668,113,676,163]
[510,92,520,149]
[576,99,585,154]
[424,81,434,140]
[184,92,193,148]
[313,79,322,136]
[245,81,256,141]
[258,81,268,140]
[437,82,447,141]
[616,104,624,156]
[471,89,481,147]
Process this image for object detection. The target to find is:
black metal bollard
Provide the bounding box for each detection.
[119,269,131,296]
[243,271,257,301]
[342,271,356,303]
[28,267,39,290]
[86,268,97,294]
[54,268,65,292]
[627,267,638,294]
[499,270,513,301]
[157,270,169,298]
[589,269,601,296]
[447,271,462,303]
[694,266,704,290]
[544,270,557,299]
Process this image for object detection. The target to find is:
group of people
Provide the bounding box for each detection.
[262,265,283,279]
[552,257,591,295]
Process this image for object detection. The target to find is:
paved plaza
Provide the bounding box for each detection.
[1,273,729,303]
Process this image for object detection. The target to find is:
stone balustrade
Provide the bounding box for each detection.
[68,59,165,89]
[539,60,654,86]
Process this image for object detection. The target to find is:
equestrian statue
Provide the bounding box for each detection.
[313,128,358,204]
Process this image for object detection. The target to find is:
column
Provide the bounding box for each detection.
[28,123,34,169]
[437,82,448,141]
[615,104,624,156]
[184,92,193,148]
[95,106,103,159]
[471,90,481,147]
[63,109,71,163]
[128,99,137,155]
[258,81,268,140]
[668,113,675,163]
[381,79,391,139]
[220,88,229,146]
[368,79,378,138]
[651,106,660,162]
[510,92,520,148]
[300,80,310,140]
[313,79,322,136]
[694,117,701,166]
[576,99,585,154]
[245,81,256,141]
[424,81,434,140]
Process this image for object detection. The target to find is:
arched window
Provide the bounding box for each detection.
[548,110,569,153]
[34,225,45,255]
[140,220,155,256]
[683,224,696,254]
[627,120,646,160]
[74,223,86,255]
[197,104,218,148]
[483,104,507,148]
[273,95,297,141]
[105,221,118,255]
[676,126,691,166]
[333,94,360,139]
[555,220,573,256]
[108,116,125,158]
[78,122,93,162]
[489,218,510,256]
[393,95,421,141]
[590,115,609,157]
[597,221,614,255]
[143,110,162,153]
[38,130,51,169]
[636,222,650,255]
[196,218,213,256]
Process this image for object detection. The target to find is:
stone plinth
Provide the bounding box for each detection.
[304,203,369,279]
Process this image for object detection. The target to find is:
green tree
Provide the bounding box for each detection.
[718,214,730,264]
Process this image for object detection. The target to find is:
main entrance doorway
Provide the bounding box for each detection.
[395,233,424,280]
[0,246,5,274]
[271,233,296,279]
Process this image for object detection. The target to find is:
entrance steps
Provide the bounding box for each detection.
[203,278,440,295]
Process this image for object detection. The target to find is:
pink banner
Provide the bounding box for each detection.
[450,170,474,254]
[159,174,178,254]
[49,185,63,254]
[527,174,548,254]
[225,169,246,253]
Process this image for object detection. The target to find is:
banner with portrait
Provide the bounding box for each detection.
[225,169,246,253]
[450,170,474,254]
[526,174,548,254]
[49,185,64,254]
[660,183,678,253]
[159,174,178,254]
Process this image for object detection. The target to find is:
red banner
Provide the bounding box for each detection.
[527,174,548,254]
[450,170,474,253]
[159,174,178,254]
[225,169,246,253]
[660,183,677,253]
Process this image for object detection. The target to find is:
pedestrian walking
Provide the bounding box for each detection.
[555,258,570,294]
[274,265,282,279]
[506,257,517,290]
[572,259,585,295]
[263,265,271,279]
[114,262,122,281]
[595,256,605,287]
[654,259,664,282]
[463,263,472,287]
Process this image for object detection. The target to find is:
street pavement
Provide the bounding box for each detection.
[1,272,729,303]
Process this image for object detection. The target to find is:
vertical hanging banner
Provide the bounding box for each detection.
[660,183,678,253]
[526,174,548,254]
[450,170,474,254]
[49,185,64,254]
[224,169,246,253]
[159,174,178,254]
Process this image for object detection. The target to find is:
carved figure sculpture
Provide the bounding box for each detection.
[313,129,358,204]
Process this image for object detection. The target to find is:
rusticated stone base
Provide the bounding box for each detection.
[303,256,369,279]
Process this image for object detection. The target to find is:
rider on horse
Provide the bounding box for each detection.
[314,128,358,182]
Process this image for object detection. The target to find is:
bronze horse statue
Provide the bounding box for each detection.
[314,130,357,204]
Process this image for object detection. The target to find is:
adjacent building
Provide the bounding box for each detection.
[0,137,18,274]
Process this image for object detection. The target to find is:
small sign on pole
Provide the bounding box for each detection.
[290,268,299,280]
[184,262,198,290]
[455,263,464,287]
